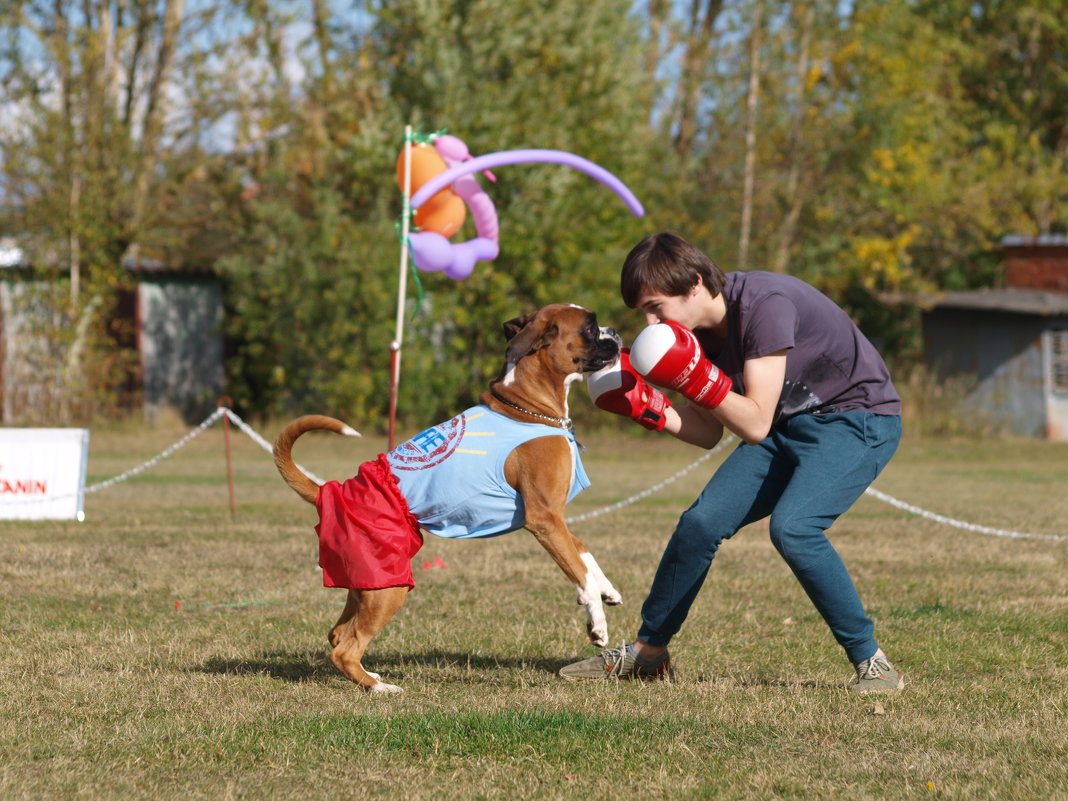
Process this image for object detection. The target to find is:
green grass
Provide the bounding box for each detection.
[1,420,1066,800]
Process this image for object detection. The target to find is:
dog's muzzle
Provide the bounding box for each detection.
[584,326,622,372]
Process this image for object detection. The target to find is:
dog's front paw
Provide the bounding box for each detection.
[588,623,609,648]
[602,587,623,606]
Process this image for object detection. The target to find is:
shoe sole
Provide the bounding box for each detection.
[558,664,675,683]
[850,675,905,693]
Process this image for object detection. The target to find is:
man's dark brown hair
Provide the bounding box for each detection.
[620,232,727,308]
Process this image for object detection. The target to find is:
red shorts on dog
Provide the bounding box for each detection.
[315,454,423,590]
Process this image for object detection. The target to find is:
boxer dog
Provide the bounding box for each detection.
[274,303,623,693]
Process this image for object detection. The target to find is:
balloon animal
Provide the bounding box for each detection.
[398,134,644,280]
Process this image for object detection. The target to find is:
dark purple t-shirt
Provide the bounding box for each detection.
[697,271,901,423]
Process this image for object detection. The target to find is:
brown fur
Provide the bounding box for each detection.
[273,304,622,692]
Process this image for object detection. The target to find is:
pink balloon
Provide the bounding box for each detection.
[432,135,470,162]
[434,136,499,244]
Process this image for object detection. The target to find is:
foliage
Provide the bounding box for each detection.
[0,0,257,421]
[218,0,656,425]
[3,0,1066,425]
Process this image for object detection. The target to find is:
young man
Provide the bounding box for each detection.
[561,232,904,692]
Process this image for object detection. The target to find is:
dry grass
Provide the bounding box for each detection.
[1,418,1066,800]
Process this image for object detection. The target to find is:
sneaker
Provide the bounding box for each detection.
[850,654,904,693]
[558,643,673,682]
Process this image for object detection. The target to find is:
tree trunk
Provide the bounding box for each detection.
[738,0,763,270]
[673,0,723,156]
[130,0,185,239]
[771,2,815,274]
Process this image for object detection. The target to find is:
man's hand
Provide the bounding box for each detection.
[587,349,672,431]
[630,320,732,409]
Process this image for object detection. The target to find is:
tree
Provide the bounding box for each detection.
[219,0,661,428]
[737,0,764,270]
[0,0,252,420]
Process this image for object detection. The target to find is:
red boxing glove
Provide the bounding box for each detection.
[587,349,672,431]
[630,320,732,409]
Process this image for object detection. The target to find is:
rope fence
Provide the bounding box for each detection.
[6,406,1065,543]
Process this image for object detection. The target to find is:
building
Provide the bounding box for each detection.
[918,235,1068,440]
[0,253,225,424]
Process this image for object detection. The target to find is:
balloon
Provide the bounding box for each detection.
[397,143,466,237]
[455,181,499,242]
[442,237,499,280]
[411,149,645,218]
[401,141,644,280]
[413,190,466,239]
[433,136,499,244]
[396,143,446,191]
[402,135,501,278]
[433,135,498,183]
[408,231,454,273]
[431,135,472,164]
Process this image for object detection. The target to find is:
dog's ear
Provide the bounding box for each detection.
[503,312,556,364]
[502,313,532,342]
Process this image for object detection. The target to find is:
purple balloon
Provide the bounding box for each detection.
[408,231,452,272]
[443,237,500,279]
[409,231,500,277]
[410,149,644,218]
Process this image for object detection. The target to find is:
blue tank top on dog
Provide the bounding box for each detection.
[386,404,589,540]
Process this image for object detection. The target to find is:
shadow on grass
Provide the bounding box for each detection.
[727,674,831,690]
[196,650,337,682]
[195,651,837,689]
[194,648,568,683]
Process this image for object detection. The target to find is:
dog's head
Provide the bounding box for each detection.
[501,303,622,380]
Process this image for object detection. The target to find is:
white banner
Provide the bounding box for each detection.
[0,428,91,521]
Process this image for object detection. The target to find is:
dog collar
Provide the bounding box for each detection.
[490,391,574,436]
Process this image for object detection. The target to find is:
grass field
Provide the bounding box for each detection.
[1,418,1066,800]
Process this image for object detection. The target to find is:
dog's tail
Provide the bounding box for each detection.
[273,415,361,504]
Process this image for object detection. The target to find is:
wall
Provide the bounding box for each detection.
[923,308,1052,438]
[1003,242,1068,293]
[139,279,225,423]
[0,276,224,424]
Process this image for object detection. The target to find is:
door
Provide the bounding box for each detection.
[1042,328,1068,441]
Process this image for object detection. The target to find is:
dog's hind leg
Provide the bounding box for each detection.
[330,585,409,693]
[329,589,360,648]
[329,590,383,681]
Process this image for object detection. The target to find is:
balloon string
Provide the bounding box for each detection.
[407,238,425,319]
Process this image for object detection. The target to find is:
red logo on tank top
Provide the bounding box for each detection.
[387,413,467,470]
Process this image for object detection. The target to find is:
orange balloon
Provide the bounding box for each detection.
[396,142,465,238]
[397,143,445,191]
[414,191,466,238]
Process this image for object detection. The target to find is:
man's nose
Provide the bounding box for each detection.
[643,311,660,326]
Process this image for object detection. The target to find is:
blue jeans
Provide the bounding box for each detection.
[637,412,902,663]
